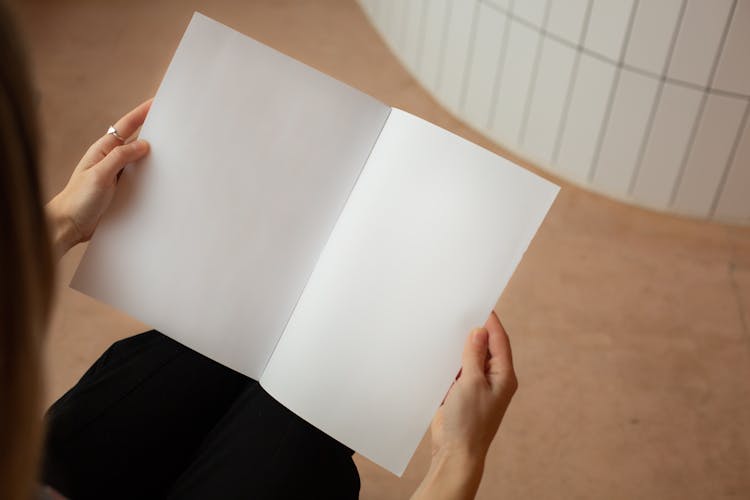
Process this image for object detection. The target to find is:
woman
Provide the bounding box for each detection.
[1,4,517,499]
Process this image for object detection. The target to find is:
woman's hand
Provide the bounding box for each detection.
[46,99,153,258]
[412,311,517,500]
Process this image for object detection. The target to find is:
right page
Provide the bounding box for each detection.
[260,108,559,475]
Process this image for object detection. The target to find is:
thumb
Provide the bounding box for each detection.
[461,327,489,379]
[95,139,150,183]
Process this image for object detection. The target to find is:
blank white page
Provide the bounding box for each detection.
[260,108,559,475]
[71,13,390,378]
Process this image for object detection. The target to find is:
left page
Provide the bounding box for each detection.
[71,13,390,378]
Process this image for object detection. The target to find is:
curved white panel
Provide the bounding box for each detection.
[359,0,750,224]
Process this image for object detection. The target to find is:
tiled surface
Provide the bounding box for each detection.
[435,0,475,111]
[463,2,506,128]
[9,0,750,498]
[623,0,683,75]
[592,68,659,195]
[714,0,750,96]
[672,95,749,217]
[715,117,750,221]
[632,83,704,209]
[546,0,588,42]
[556,53,616,182]
[361,0,750,223]
[488,20,537,147]
[583,0,634,61]
[523,36,576,160]
[666,0,734,87]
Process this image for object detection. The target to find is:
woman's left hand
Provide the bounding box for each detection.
[46,99,152,258]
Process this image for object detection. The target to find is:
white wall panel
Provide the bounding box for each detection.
[624,0,683,74]
[417,0,450,93]
[402,0,425,70]
[555,54,616,182]
[672,94,747,216]
[592,69,659,196]
[360,0,377,18]
[583,0,635,60]
[523,37,576,163]
[631,83,703,208]
[371,0,386,28]
[382,0,400,44]
[438,0,478,112]
[713,0,750,96]
[512,0,549,26]
[395,1,409,51]
[667,0,733,86]
[714,108,750,221]
[486,0,511,12]
[360,0,750,223]
[546,0,590,43]
[463,4,508,129]
[488,21,537,148]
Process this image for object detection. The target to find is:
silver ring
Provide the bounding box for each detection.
[107,125,125,142]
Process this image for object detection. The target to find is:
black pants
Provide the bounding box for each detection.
[42,331,360,499]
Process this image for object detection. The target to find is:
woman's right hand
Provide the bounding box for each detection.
[412,311,517,500]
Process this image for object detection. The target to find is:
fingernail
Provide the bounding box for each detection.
[473,328,488,346]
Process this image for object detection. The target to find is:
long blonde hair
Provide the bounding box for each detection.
[0,2,55,498]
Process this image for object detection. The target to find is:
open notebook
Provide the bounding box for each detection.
[72,12,559,475]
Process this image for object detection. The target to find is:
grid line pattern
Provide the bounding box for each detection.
[586,0,640,183]
[482,0,750,100]
[627,0,688,196]
[668,0,739,207]
[358,0,750,223]
[517,0,553,147]
[486,0,514,131]
[551,0,594,165]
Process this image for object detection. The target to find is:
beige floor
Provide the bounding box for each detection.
[11,0,750,498]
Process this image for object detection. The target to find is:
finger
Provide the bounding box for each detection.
[93,140,150,184]
[461,327,489,380]
[440,380,456,406]
[81,98,154,166]
[485,311,512,364]
[485,310,516,386]
[112,98,153,139]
